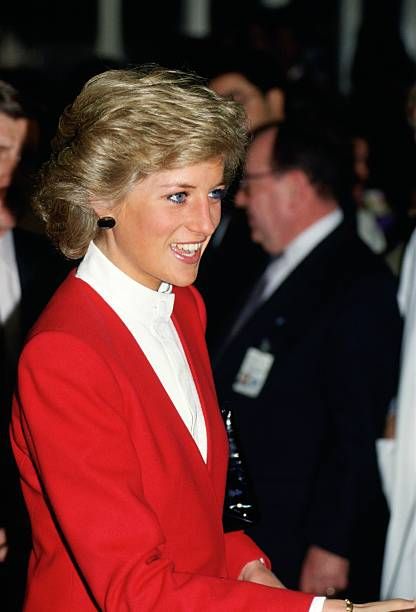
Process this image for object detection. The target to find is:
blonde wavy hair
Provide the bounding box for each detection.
[34,65,248,259]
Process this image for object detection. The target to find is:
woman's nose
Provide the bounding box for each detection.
[188,198,220,236]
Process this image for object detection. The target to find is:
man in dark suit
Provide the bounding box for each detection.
[0,78,73,611]
[211,120,403,600]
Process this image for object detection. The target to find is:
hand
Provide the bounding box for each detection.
[299,545,349,596]
[323,599,415,611]
[238,559,286,588]
[0,528,8,562]
[355,602,415,611]
[384,411,396,438]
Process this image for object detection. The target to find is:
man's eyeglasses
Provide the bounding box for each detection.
[239,170,276,191]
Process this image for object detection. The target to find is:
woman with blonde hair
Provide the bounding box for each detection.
[10,65,414,611]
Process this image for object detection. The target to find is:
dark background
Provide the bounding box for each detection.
[1,0,416,244]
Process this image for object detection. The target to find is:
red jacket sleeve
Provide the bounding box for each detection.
[224,530,272,577]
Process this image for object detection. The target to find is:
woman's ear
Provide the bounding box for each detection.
[89,197,114,219]
[265,88,285,122]
[91,199,118,232]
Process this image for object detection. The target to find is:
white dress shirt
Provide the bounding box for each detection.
[309,598,326,612]
[0,229,21,325]
[76,241,207,462]
[226,209,343,345]
[259,208,343,304]
[0,228,21,365]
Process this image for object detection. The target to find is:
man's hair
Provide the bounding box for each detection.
[34,65,248,259]
[270,117,353,203]
[0,80,26,119]
[206,48,286,94]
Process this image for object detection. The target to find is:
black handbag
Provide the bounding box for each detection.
[221,407,259,532]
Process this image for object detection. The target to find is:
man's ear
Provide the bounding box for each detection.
[285,170,310,214]
[266,88,285,122]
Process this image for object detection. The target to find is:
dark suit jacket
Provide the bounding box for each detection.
[1,228,73,612]
[212,222,403,600]
[2,227,73,415]
[13,227,74,344]
[2,226,73,460]
[196,206,268,346]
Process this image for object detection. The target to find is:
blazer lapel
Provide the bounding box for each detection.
[75,278,225,485]
[233,223,349,349]
[172,288,227,479]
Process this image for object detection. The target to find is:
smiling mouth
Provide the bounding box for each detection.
[170,241,204,257]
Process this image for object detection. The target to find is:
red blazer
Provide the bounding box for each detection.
[11,273,313,611]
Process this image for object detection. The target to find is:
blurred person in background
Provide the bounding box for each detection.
[378,226,416,600]
[212,117,403,602]
[351,130,389,256]
[377,81,416,600]
[0,78,72,612]
[207,48,286,132]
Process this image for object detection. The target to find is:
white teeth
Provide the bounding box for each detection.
[171,242,202,254]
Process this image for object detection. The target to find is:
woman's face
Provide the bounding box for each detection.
[94,157,225,290]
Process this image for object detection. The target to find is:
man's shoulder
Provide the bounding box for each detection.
[320,228,401,331]
[277,224,400,325]
[316,223,397,288]
[13,225,51,251]
[13,226,75,279]
[13,226,62,262]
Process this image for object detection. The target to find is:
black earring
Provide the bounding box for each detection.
[97,216,116,229]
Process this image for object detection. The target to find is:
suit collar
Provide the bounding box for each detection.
[220,220,355,353]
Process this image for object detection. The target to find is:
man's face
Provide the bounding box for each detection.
[210,72,275,131]
[0,112,28,190]
[235,128,295,255]
[0,112,28,231]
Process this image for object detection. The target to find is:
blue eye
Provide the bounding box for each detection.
[209,188,226,201]
[168,192,187,204]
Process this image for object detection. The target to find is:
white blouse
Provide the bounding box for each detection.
[76,241,207,462]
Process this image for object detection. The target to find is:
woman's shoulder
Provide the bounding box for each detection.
[28,272,121,341]
[174,284,207,332]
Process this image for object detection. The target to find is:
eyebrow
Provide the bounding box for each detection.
[159,180,225,190]
[159,182,196,189]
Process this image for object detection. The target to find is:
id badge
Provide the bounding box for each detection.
[232,347,275,398]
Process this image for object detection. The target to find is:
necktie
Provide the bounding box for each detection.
[227,254,284,344]
[212,256,282,370]
[228,277,267,346]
